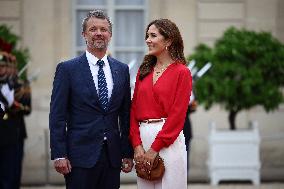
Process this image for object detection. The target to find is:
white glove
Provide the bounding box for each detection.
[1,84,14,107]
[0,101,5,111]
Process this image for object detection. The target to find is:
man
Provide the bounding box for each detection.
[49,9,133,189]
[0,51,31,189]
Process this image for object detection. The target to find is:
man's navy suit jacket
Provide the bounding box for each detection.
[49,53,133,168]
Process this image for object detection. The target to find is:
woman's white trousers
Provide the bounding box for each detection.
[137,121,187,189]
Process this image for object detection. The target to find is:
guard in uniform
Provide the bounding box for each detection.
[0,49,31,189]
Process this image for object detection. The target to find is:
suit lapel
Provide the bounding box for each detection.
[108,56,121,110]
[78,53,100,107]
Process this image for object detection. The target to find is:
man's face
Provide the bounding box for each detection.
[82,17,112,51]
[0,64,7,82]
[0,64,6,77]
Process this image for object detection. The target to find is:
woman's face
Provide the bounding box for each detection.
[145,24,169,57]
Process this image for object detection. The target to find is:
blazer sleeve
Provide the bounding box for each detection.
[49,62,70,160]
[118,64,134,158]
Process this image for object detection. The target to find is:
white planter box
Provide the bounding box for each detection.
[207,121,261,185]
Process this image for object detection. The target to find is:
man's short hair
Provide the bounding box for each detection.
[82,9,112,34]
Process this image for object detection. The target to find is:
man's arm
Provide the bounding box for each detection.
[9,80,32,116]
[49,63,70,160]
[49,62,73,175]
[119,65,134,172]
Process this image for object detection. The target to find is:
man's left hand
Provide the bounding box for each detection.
[121,158,133,173]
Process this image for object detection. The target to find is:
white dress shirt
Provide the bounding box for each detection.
[86,50,113,100]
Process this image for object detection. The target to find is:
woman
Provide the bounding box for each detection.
[130,19,192,189]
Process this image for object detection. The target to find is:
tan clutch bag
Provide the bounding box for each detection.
[135,155,165,181]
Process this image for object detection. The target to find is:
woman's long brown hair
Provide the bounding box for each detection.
[139,19,186,80]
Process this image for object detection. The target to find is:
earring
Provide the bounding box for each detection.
[170,51,175,58]
[166,46,168,50]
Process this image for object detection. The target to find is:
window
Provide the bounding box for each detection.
[73,0,148,68]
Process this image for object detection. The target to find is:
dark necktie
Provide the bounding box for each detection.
[97,60,108,111]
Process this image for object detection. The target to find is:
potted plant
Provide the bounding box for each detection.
[0,24,30,80]
[188,27,284,185]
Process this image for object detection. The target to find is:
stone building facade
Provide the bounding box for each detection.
[0,0,283,184]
